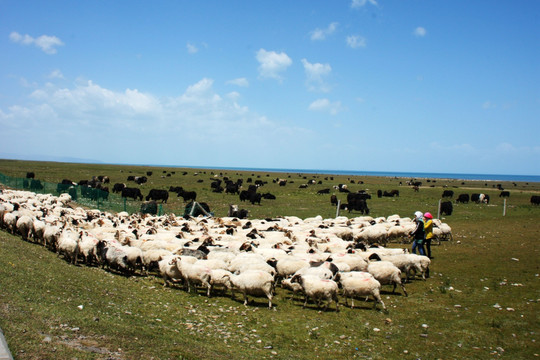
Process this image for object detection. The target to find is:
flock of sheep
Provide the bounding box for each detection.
[0,188,453,311]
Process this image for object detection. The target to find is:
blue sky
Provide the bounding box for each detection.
[1,0,538,175]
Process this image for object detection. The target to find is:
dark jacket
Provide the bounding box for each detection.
[410,219,425,240]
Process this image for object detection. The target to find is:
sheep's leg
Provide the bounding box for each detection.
[266,292,273,309]
[243,293,249,306]
[401,282,408,296]
[333,293,340,312]
[373,291,386,310]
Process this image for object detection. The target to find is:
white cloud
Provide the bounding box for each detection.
[0,77,313,165]
[482,101,496,109]
[256,49,292,80]
[310,22,339,41]
[9,31,64,54]
[301,59,332,92]
[351,0,377,9]
[48,70,64,79]
[414,27,427,37]
[227,78,249,87]
[187,42,198,54]
[346,35,366,49]
[308,98,342,115]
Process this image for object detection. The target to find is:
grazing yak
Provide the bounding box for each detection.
[146,189,169,203]
[456,194,470,203]
[346,193,370,214]
[440,201,453,216]
[442,190,454,198]
[121,187,143,201]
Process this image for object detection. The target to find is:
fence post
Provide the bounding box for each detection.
[503,198,507,216]
[437,199,441,220]
[335,200,341,218]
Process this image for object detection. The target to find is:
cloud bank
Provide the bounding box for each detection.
[9,31,64,54]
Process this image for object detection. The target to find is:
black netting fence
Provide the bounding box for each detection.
[0,173,169,215]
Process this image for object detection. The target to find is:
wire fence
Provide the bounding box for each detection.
[0,173,167,215]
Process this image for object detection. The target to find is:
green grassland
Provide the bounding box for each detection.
[0,159,539,359]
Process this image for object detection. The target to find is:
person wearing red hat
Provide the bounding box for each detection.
[423,212,434,259]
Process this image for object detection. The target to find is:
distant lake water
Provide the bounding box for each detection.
[161,165,540,183]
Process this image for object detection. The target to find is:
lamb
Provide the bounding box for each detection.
[367,260,407,296]
[290,274,339,312]
[338,271,386,310]
[228,270,275,308]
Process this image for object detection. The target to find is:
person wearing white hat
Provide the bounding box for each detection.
[410,211,425,255]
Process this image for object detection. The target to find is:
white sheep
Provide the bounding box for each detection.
[122,245,144,274]
[57,228,81,265]
[158,255,183,287]
[274,257,310,280]
[43,224,62,251]
[281,277,304,302]
[228,270,275,308]
[175,258,212,296]
[290,274,339,312]
[99,242,130,273]
[32,218,46,244]
[79,231,99,264]
[16,215,34,241]
[209,269,233,296]
[379,253,431,282]
[3,212,18,234]
[329,253,368,271]
[338,271,385,310]
[142,249,174,274]
[367,260,407,296]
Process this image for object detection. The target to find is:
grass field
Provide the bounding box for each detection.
[0,159,539,359]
